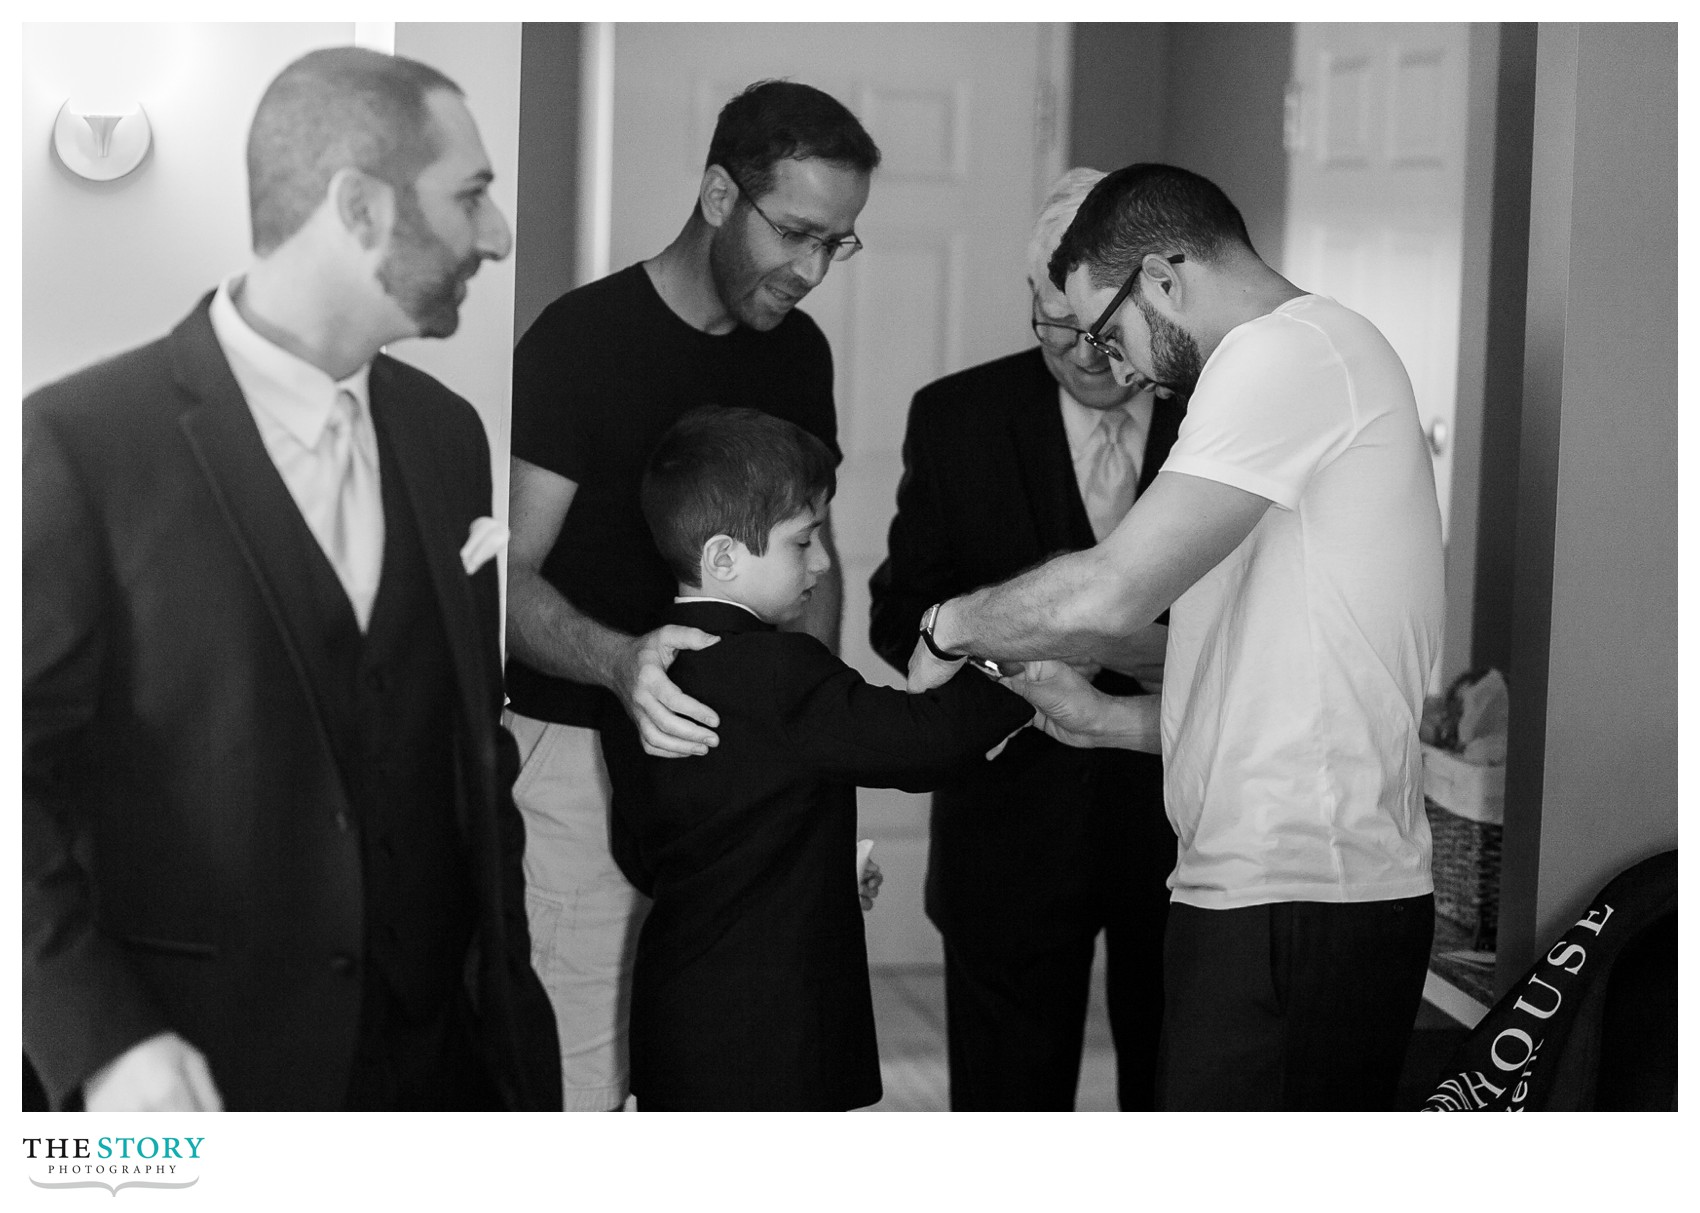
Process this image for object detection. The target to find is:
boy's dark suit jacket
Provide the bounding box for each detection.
[22,296,560,1111]
[869,346,1182,954]
[600,599,1033,1111]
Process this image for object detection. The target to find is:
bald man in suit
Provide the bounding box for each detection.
[24,46,558,1112]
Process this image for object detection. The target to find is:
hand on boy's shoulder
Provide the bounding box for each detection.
[619,624,722,758]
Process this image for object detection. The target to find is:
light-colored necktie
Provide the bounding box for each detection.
[311,389,384,631]
[1082,407,1138,543]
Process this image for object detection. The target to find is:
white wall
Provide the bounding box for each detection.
[22,23,353,393]
[389,23,523,520]
[22,22,524,531]
[1516,22,1676,958]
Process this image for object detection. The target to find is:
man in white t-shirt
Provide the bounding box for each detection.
[906,163,1444,1110]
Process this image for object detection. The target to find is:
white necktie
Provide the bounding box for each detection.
[312,389,384,631]
[1082,407,1138,543]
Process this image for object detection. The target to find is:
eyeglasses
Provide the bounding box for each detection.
[1030,305,1171,397]
[726,169,864,263]
[1081,253,1186,362]
[1030,308,1092,353]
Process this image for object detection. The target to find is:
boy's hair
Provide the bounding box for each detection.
[641,406,838,587]
[706,79,881,203]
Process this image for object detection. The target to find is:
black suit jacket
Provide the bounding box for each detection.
[22,296,560,1111]
[869,347,1183,950]
[600,599,1034,1110]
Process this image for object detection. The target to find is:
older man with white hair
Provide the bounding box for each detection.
[868,169,1178,1111]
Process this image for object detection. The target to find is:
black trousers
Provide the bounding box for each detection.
[944,914,1167,1111]
[939,753,1173,1112]
[1155,894,1434,1111]
[934,742,1172,1111]
[344,971,501,1111]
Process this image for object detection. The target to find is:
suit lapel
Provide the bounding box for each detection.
[170,298,353,759]
[1008,350,1188,549]
[1005,351,1097,553]
[1138,392,1187,496]
[367,360,495,821]
[1138,392,1187,630]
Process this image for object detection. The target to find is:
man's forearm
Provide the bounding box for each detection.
[505,567,635,692]
[931,472,1273,665]
[936,546,1148,664]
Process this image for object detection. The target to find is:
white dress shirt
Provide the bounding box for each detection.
[1059,386,1154,534]
[208,277,385,629]
[673,595,761,618]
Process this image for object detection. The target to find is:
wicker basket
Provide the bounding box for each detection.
[1426,798,1501,950]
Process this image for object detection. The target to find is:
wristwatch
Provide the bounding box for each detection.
[922,603,1006,678]
[920,602,971,664]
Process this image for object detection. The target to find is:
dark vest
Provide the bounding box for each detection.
[297,415,476,1022]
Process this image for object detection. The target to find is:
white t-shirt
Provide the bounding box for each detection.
[1157,294,1443,910]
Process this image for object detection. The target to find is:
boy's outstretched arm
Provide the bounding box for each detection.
[770,636,1035,793]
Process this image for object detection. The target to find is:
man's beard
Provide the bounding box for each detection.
[708,215,804,332]
[1133,290,1205,398]
[377,189,478,338]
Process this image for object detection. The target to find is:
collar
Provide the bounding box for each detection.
[666,596,776,635]
[673,595,763,618]
[209,275,372,450]
[1058,386,1154,465]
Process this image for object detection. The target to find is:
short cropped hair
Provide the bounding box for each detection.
[247,46,462,256]
[706,79,881,202]
[642,407,838,587]
[1027,167,1106,288]
[1048,163,1255,291]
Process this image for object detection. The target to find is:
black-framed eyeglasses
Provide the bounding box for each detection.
[726,169,864,263]
[1082,253,1186,362]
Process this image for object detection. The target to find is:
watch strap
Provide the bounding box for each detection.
[920,603,965,661]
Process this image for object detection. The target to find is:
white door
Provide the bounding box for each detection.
[608,22,1066,964]
[1282,22,1469,539]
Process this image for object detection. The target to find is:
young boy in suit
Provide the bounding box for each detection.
[599,405,1035,1111]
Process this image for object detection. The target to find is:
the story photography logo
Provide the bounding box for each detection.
[22,1134,203,1196]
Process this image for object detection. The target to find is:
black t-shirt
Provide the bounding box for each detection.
[506,262,840,727]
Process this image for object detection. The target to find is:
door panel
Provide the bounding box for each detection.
[610,23,1062,963]
[1285,22,1468,540]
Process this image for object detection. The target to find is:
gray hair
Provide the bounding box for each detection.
[1025,167,1106,288]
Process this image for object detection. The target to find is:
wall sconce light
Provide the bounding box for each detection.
[53,99,152,181]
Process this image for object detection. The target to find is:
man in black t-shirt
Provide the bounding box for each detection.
[504,80,880,1110]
